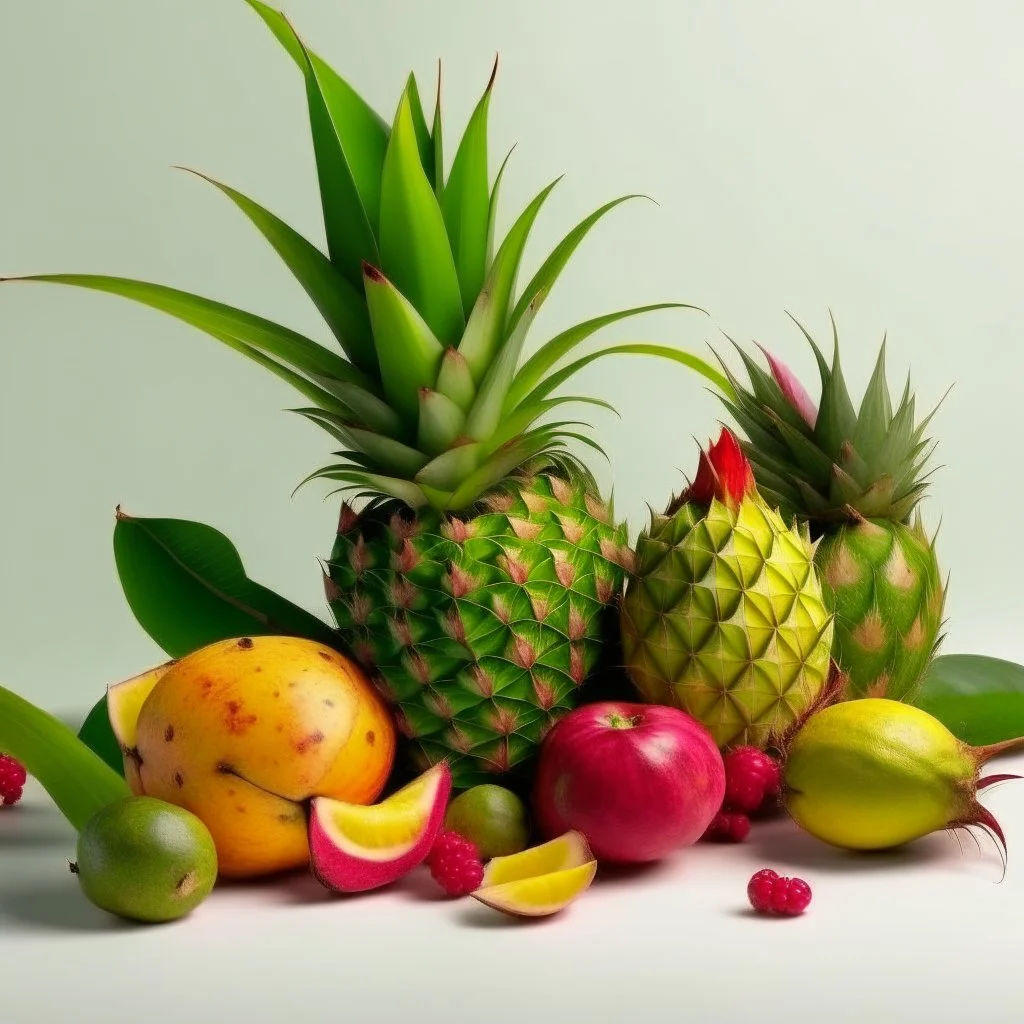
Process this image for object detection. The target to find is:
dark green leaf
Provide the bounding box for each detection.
[914,654,1024,747]
[77,695,125,777]
[113,510,341,659]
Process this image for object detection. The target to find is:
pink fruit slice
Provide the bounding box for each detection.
[309,762,451,892]
[470,830,597,917]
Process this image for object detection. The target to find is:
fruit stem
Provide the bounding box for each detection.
[974,736,1024,764]
[606,713,640,730]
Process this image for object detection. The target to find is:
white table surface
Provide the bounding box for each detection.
[2,740,1022,1024]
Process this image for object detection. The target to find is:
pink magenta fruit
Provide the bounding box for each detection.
[723,746,782,813]
[309,762,451,892]
[701,810,751,843]
[428,831,485,897]
[0,754,26,807]
[747,868,812,916]
[532,701,726,863]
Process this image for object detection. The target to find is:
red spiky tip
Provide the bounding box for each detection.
[682,427,757,509]
[755,343,818,428]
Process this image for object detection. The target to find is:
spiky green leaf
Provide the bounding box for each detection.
[246,2,388,234]
[363,265,446,428]
[181,169,377,376]
[379,85,465,344]
[505,303,698,411]
[441,59,495,314]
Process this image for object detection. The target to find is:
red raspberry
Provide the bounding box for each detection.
[0,754,27,807]
[428,830,484,897]
[747,868,812,916]
[701,810,750,842]
[723,747,782,813]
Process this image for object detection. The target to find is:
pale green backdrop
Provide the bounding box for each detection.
[2,1,1021,714]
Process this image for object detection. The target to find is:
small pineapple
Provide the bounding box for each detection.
[620,428,835,750]
[3,1,725,788]
[716,313,947,701]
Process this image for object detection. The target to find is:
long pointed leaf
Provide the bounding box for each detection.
[294,466,429,508]
[435,347,477,411]
[379,84,465,345]
[113,510,342,660]
[431,62,445,196]
[505,303,699,410]
[306,374,404,436]
[520,342,734,407]
[485,145,515,270]
[441,58,496,315]
[458,176,562,382]
[0,684,132,832]
[405,72,434,182]
[363,264,446,427]
[246,1,388,234]
[181,168,377,376]
[2,274,370,388]
[508,194,648,335]
[335,424,429,477]
[489,395,617,450]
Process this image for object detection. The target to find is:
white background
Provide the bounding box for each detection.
[2,2,1023,1020]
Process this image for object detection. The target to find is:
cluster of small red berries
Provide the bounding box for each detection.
[701,746,782,843]
[747,868,812,916]
[0,754,27,807]
[427,830,485,897]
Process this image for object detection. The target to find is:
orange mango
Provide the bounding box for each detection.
[108,635,396,878]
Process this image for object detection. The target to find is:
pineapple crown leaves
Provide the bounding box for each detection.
[713,310,950,527]
[1,0,732,515]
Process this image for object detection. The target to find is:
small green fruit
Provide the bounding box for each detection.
[783,698,1020,854]
[444,784,530,859]
[72,795,218,923]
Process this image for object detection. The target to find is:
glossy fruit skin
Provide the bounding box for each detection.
[122,635,396,878]
[443,784,530,859]
[532,700,725,863]
[783,698,976,850]
[73,796,217,923]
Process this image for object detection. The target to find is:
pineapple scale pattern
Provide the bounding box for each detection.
[325,473,633,788]
[621,496,835,749]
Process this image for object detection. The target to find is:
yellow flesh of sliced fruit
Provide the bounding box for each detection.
[319,769,441,861]
[472,861,598,917]
[107,661,175,750]
[480,829,593,888]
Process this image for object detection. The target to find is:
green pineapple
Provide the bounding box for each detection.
[3,1,726,788]
[716,313,947,701]
[620,427,835,749]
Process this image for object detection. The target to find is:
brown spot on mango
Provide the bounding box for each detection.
[224,700,258,735]
[295,730,325,755]
[237,637,254,650]
[174,771,184,788]
[366,730,376,746]
[164,724,175,742]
